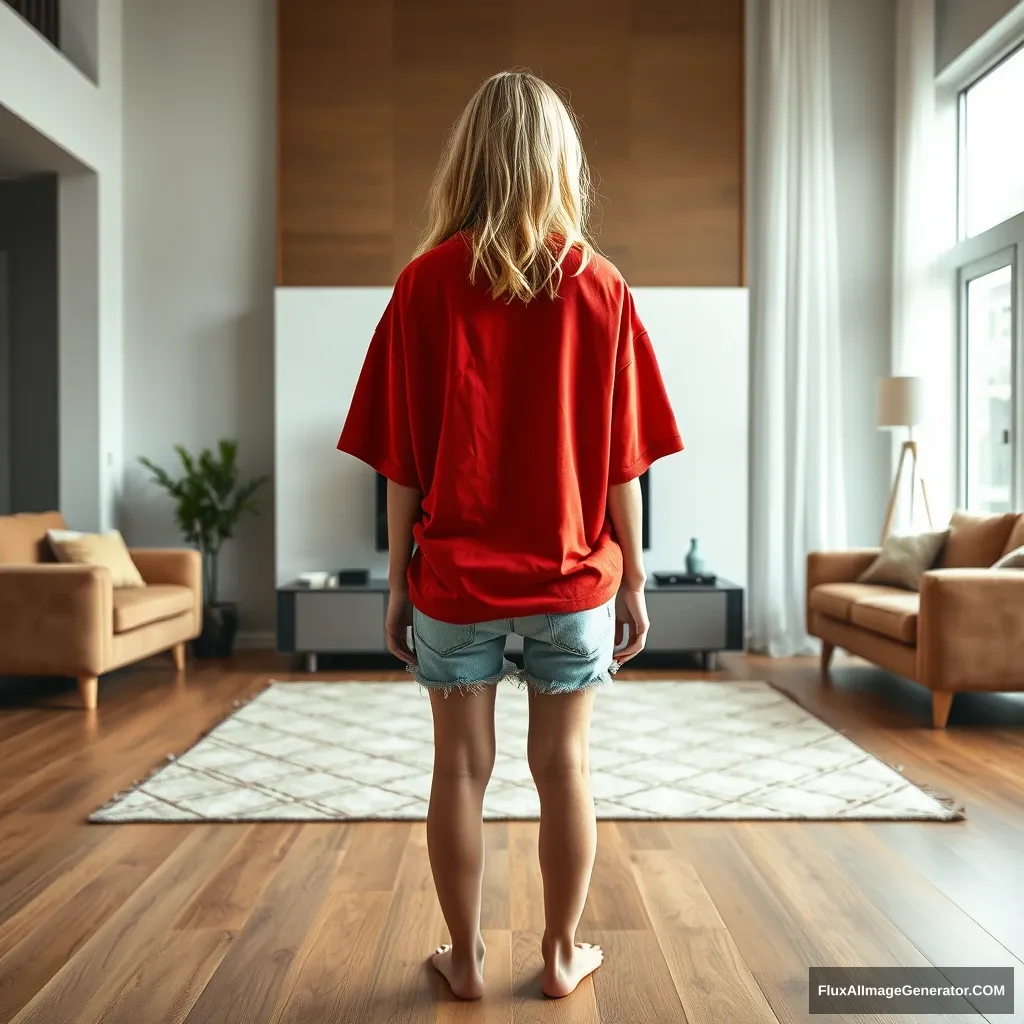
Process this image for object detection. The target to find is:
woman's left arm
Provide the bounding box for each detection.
[385,479,422,663]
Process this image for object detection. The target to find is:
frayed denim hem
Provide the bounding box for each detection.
[515,659,618,696]
[408,657,520,697]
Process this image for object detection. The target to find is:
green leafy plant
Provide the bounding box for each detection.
[139,440,268,606]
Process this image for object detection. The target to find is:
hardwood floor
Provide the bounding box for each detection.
[1,653,1023,1023]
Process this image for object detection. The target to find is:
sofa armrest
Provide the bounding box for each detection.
[919,569,1024,690]
[130,548,203,622]
[0,564,112,675]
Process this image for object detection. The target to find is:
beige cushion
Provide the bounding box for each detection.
[849,592,919,644]
[0,512,66,564]
[941,511,1019,568]
[47,529,146,589]
[809,583,890,622]
[113,585,192,633]
[993,545,1024,570]
[858,530,948,591]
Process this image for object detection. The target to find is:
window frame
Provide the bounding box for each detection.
[956,247,1018,512]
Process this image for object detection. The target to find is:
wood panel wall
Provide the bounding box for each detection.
[277,0,744,288]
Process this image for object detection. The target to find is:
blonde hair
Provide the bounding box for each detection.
[414,70,594,302]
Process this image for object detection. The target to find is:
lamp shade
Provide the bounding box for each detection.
[877,376,924,429]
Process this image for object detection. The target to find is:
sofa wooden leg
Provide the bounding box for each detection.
[931,691,954,729]
[820,642,836,674]
[172,642,185,671]
[77,675,99,711]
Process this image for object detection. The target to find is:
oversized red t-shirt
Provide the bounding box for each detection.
[338,233,683,624]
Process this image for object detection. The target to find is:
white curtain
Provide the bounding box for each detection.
[749,0,847,657]
[891,0,954,527]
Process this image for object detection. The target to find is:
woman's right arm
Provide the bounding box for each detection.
[607,478,650,663]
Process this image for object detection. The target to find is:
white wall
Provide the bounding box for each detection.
[829,0,897,546]
[936,0,1023,72]
[275,288,750,592]
[122,0,277,632]
[0,0,122,532]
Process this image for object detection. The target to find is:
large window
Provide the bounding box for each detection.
[952,43,1024,513]
[960,259,1014,512]
[959,45,1024,239]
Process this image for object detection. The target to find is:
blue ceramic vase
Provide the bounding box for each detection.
[685,538,706,575]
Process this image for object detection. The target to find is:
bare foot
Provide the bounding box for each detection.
[430,941,485,1000]
[541,941,604,998]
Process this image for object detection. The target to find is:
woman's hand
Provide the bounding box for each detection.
[386,588,416,665]
[614,584,650,664]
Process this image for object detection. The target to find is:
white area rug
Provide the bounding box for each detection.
[90,681,962,823]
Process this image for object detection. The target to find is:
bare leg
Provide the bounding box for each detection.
[527,687,604,998]
[426,685,496,999]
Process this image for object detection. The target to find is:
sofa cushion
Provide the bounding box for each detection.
[849,592,920,644]
[0,511,67,564]
[809,583,890,622]
[1001,516,1024,560]
[113,585,193,633]
[858,529,948,591]
[49,530,146,589]
[941,511,1019,568]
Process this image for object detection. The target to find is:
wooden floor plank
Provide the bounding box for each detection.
[508,823,546,934]
[481,824,510,931]
[810,821,1024,973]
[590,929,686,1024]
[579,823,651,932]
[179,824,348,1024]
[268,889,392,1024]
[346,825,446,1024]
[0,826,187,1022]
[631,849,778,1024]
[10,825,242,1024]
[94,927,236,1024]
[174,823,301,931]
[332,820,410,891]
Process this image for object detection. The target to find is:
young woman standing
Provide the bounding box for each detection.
[338,70,682,1000]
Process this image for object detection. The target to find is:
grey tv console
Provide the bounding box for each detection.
[278,578,744,672]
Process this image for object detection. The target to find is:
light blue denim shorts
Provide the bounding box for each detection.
[411,600,618,696]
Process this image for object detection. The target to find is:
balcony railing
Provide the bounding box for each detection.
[3,0,60,48]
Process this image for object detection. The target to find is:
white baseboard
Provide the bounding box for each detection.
[234,630,276,651]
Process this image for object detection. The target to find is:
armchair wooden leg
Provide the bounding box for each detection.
[931,691,954,729]
[77,675,98,711]
[820,642,836,674]
[172,642,185,671]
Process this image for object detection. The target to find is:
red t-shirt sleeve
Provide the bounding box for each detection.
[336,295,420,490]
[609,296,684,484]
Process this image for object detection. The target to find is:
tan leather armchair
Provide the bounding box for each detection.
[808,512,1024,727]
[0,512,202,709]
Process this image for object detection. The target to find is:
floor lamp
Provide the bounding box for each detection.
[878,376,933,541]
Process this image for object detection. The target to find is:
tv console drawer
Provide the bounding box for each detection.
[294,591,387,652]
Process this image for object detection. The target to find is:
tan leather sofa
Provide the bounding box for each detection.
[808,511,1024,727]
[0,511,202,709]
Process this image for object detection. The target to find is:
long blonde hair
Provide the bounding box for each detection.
[414,70,594,302]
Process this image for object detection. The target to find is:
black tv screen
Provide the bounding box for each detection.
[375,470,650,551]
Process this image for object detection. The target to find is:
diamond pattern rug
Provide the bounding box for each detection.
[89,680,962,823]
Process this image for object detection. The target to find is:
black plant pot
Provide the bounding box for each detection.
[193,602,239,659]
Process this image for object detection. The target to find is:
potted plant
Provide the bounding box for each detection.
[139,440,267,658]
